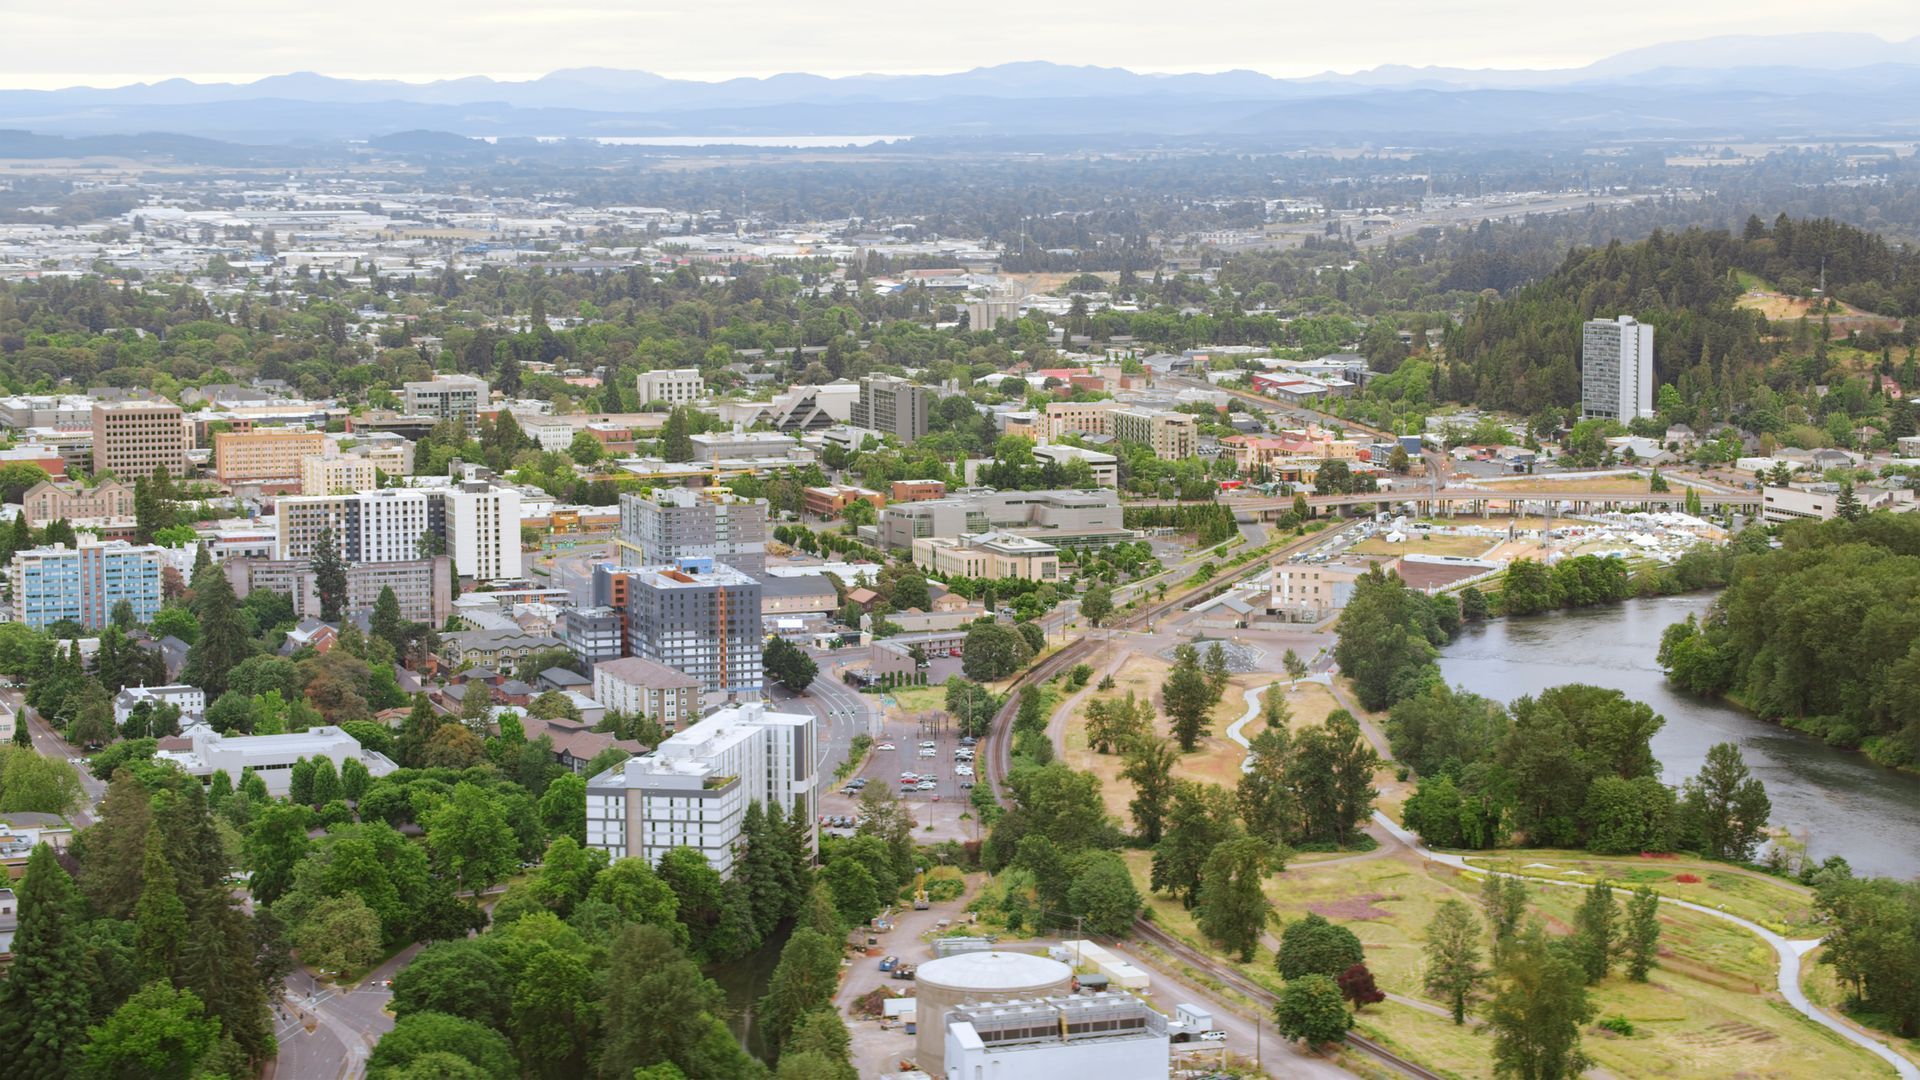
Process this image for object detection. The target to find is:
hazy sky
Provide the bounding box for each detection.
[4,0,1918,87]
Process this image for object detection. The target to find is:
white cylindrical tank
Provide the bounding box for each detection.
[913,950,1074,1076]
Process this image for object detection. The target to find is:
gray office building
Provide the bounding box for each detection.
[850,374,935,443]
[599,558,764,699]
[616,487,768,573]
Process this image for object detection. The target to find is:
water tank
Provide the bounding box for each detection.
[912,950,1073,1075]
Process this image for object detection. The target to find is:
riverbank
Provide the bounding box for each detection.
[1437,594,1920,879]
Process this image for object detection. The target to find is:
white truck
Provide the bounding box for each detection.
[1166,1003,1227,1043]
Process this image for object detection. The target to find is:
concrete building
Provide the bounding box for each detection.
[1111,407,1197,460]
[912,531,1062,582]
[879,489,1128,550]
[591,655,703,730]
[91,401,189,479]
[636,368,705,405]
[113,685,206,727]
[10,538,163,629]
[274,486,518,581]
[768,382,859,432]
[1031,444,1119,487]
[19,479,135,527]
[155,723,398,797]
[615,487,767,573]
[584,702,816,876]
[1268,559,1370,622]
[617,558,764,698]
[1582,315,1655,421]
[966,296,1021,333]
[224,555,453,624]
[913,951,1075,1077]
[402,375,489,428]
[561,606,626,671]
[299,454,378,495]
[945,994,1171,1080]
[1037,400,1120,439]
[212,428,325,487]
[849,374,934,443]
[1761,484,1841,524]
[689,429,812,464]
[444,482,523,581]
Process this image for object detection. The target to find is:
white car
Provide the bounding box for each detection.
[876,743,896,751]
[1197,1031,1229,1043]
[915,781,937,791]
[955,765,974,777]
[918,748,936,757]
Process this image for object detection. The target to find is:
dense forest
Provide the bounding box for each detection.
[1660,512,1920,768]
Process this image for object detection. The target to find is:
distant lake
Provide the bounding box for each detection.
[476,135,912,147]
[1437,594,1920,880]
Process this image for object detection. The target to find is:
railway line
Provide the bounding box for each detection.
[1133,918,1448,1080]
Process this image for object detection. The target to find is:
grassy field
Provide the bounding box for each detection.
[1457,852,1820,935]
[1060,665,1342,821]
[1125,848,1896,1078]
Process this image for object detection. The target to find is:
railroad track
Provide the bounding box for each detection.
[1132,919,1448,1080]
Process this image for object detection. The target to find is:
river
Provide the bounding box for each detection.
[1436,593,1920,879]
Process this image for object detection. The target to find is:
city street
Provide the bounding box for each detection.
[270,949,410,1080]
[11,691,106,826]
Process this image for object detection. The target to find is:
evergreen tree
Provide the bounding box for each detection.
[370,585,408,658]
[1203,641,1233,704]
[1119,737,1178,844]
[397,693,441,769]
[133,823,188,984]
[311,526,350,623]
[758,927,841,1053]
[1623,886,1662,982]
[1573,881,1618,984]
[1150,781,1236,907]
[0,845,94,1079]
[661,407,695,462]
[1682,742,1772,862]
[1162,644,1214,751]
[184,567,253,700]
[179,894,276,1061]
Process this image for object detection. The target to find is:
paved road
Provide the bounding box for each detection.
[13,693,106,826]
[271,949,410,1080]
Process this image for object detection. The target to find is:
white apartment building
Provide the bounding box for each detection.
[113,685,206,727]
[637,368,705,405]
[155,722,399,797]
[445,482,523,581]
[1581,315,1655,421]
[585,703,817,876]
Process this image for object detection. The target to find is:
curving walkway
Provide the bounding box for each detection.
[1268,672,1918,1077]
[1372,811,1919,1078]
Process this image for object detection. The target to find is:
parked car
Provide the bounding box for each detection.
[876,743,895,751]
[915,781,937,792]
[955,765,974,777]
[959,736,977,747]
[960,781,975,790]
[879,955,898,972]
[892,966,916,980]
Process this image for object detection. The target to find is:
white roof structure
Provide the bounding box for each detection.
[155,722,397,796]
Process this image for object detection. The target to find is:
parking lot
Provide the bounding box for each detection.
[821,704,982,842]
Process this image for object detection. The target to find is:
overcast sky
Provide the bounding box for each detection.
[4,0,1918,88]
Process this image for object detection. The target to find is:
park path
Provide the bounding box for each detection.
[1325,674,1913,1078]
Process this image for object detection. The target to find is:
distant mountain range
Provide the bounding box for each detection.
[5,33,1920,144]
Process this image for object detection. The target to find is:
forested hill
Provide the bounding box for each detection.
[1439,215,1920,417]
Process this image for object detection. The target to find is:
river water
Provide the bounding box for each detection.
[1436,594,1920,879]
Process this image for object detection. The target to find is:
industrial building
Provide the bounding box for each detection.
[945,993,1171,1080]
[912,951,1074,1078]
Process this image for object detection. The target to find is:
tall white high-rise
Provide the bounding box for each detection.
[1581,315,1655,421]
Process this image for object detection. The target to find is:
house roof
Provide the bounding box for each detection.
[593,655,701,689]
